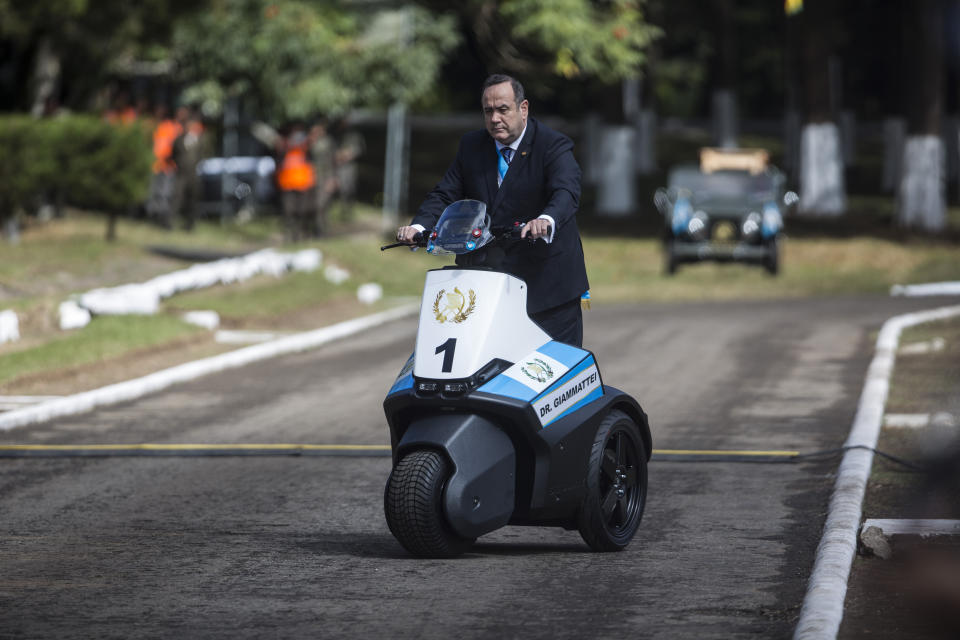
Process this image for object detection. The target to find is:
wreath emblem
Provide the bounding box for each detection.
[521,358,554,383]
[433,287,477,324]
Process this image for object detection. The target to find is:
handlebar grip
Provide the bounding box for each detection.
[380,231,427,251]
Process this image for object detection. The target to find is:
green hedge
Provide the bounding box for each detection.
[0,114,152,220]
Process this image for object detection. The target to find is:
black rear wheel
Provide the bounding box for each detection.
[384,449,475,558]
[578,410,648,551]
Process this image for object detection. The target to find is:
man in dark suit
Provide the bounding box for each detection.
[397,74,589,347]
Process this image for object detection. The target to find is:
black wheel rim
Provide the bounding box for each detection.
[598,426,642,534]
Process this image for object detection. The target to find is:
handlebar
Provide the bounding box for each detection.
[380,222,551,252]
[380,232,426,251]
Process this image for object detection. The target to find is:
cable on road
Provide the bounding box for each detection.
[0,443,392,458]
[0,443,925,469]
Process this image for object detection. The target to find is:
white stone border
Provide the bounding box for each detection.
[890,281,960,297]
[0,303,418,433]
[793,303,960,640]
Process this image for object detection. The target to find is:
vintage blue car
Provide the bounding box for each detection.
[653,149,798,276]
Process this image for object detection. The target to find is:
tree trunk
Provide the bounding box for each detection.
[30,37,61,118]
[898,136,945,230]
[710,0,738,148]
[106,211,118,242]
[800,123,846,215]
[595,125,636,217]
[897,0,946,231]
[882,117,907,192]
[634,109,658,176]
[712,90,738,149]
[797,0,845,216]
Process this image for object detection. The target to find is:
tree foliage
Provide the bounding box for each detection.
[172,0,460,122]
[0,0,199,110]
[420,0,659,83]
[499,0,659,82]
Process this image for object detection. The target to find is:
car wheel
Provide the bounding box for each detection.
[384,449,475,558]
[577,410,648,551]
[763,237,779,276]
[664,240,679,276]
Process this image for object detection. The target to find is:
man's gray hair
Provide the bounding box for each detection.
[481,74,526,106]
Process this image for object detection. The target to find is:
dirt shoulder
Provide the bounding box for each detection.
[840,316,960,639]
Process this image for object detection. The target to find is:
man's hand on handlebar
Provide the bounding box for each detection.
[396,226,422,245]
[520,218,551,241]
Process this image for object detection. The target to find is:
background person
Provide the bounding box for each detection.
[170,108,208,231]
[275,122,317,243]
[310,119,337,237]
[332,117,365,221]
[146,104,183,226]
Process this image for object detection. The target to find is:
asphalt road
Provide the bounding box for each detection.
[0,295,950,639]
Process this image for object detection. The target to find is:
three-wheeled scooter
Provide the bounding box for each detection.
[381,200,651,557]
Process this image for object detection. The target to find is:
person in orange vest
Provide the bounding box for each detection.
[275,122,318,243]
[103,90,138,126]
[146,104,185,227]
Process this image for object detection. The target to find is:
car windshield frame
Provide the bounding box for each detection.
[667,167,784,204]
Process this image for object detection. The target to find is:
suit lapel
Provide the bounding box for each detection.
[490,118,536,216]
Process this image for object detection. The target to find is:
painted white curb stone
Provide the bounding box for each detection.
[182,310,221,330]
[324,264,350,285]
[0,303,417,432]
[890,281,960,297]
[59,300,92,330]
[73,248,323,317]
[357,283,383,305]
[0,309,20,344]
[862,518,960,538]
[793,304,960,640]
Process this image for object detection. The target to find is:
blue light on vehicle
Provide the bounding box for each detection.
[762,203,782,238]
[466,241,476,251]
[672,198,693,235]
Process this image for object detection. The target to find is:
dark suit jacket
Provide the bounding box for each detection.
[412,117,589,314]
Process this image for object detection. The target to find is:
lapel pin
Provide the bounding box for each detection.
[521,151,527,157]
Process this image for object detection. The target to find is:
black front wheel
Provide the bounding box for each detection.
[384,449,475,558]
[578,410,648,551]
[763,237,780,276]
[664,239,679,276]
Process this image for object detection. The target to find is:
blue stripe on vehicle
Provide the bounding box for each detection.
[542,386,605,427]
[387,373,414,395]
[477,375,539,401]
[532,356,597,405]
[537,341,591,368]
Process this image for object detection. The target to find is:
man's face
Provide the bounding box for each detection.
[482,82,528,145]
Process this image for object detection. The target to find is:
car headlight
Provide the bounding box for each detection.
[687,211,709,241]
[762,204,782,239]
[741,212,761,241]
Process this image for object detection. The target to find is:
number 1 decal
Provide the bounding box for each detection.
[435,338,456,372]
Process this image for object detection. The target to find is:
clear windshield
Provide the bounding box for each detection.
[668,167,783,204]
[427,199,493,255]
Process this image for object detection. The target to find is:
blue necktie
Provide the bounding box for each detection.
[498,147,513,182]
